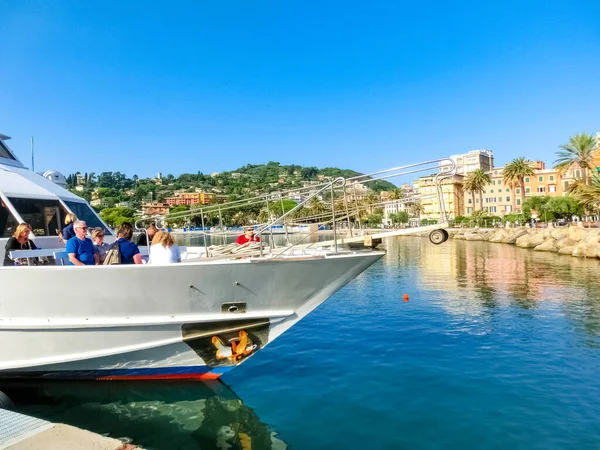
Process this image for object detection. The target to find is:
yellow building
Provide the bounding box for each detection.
[414,174,465,220]
[465,161,578,216]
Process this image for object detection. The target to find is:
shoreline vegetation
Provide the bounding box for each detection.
[412,225,600,259]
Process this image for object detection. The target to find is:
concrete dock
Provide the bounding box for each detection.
[0,408,135,450]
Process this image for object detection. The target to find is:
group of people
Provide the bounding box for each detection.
[4,218,261,267]
[3,218,182,267]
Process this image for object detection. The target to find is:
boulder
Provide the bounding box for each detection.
[464,232,485,241]
[572,242,600,258]
[534,238,557,252]
[515,234,531,248]
[550,228,568,240]
[527,232,547,248]
[568,226,587,242]
[489,229,510,243]
[503,228,529,244]
[558,245,576,255]
[556,237,577,250]
[583,229,600,244]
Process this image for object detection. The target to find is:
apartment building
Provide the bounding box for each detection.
[164,192,216,206]
[142,202,169,216]
[443,149,494,175]
[465,161,568,215]
[414,174,465,220]
[382,197,417,225]
[345,181,372,202]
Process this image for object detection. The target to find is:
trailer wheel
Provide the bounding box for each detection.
[429,229,446,245]
[441,229,449,242]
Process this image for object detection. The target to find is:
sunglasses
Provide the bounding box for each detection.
[77,227,88,230]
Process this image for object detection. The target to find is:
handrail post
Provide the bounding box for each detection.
[330,182,338,253]
[218,207,224,245]
[280,194,290,245]
[343,190,353,237]
[353,183,362,230]
[265,196,274,251]
[200,209,208,257]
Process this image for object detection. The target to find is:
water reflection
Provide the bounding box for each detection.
[384,237,600,344]
[2,380,286,450]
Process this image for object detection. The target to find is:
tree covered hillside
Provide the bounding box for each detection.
[67,161,397,210]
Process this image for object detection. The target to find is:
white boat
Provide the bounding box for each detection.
[0,134,384,380]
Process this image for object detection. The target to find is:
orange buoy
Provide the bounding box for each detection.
[403,293,409,302]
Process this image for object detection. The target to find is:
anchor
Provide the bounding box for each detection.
[212,330,257,361]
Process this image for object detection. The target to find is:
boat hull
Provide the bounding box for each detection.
[0,251,383,380]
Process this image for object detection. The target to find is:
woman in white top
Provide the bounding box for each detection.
[149,231,181,264]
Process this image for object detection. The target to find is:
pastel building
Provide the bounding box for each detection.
[414,174,465,221]
[442,149,494,175]
[465,161,578,215]
[164,192,216,206]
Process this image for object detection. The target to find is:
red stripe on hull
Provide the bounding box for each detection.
[97,372,223,381]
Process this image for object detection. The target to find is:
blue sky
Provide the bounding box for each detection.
[1,0,599,180]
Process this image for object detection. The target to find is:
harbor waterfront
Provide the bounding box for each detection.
[422,225,600,258]
[7,236,600,450]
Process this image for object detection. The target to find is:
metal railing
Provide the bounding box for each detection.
[135,157,456,258]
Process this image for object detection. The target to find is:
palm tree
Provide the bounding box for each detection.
[308,197,326,215]
[388,188,404,201]
[409,201,424,221]
[554,132,597,185]
[502,157,535,213]
[568,173,600,214]
[363,192,380,214]
[463,169,491,212]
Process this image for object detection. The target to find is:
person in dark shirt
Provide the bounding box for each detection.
[236,227,261,245]
[60,213,77,243]
[136,224,157,246]
[3,222,38,266]
[116,222,143,265]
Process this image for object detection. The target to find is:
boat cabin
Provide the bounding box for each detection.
[0,134,112,251]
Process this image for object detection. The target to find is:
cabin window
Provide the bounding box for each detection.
[63,201,111,234]
[7,197,69,237]
[0,141,17,161]
[0,200,20,238]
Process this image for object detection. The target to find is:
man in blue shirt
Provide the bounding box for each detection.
[66,221,97,266]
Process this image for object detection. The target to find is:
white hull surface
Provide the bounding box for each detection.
[0,252,383,380]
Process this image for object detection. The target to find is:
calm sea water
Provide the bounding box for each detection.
[5,237,600,450]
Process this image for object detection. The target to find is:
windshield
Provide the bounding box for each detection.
[7,197,70,237]
[63,201,112,234]
[0,199,19,238]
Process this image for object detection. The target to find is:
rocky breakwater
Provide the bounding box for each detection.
[451,226,600,259]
